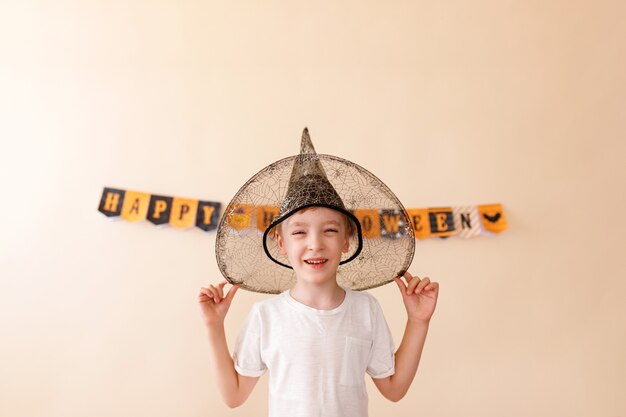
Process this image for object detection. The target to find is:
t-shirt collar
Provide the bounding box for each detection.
[281,285,351,316]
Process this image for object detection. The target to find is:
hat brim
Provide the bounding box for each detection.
[262,203,364,269]
[215,153,415,294]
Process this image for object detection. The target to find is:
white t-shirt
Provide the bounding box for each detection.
[232,286,396,417]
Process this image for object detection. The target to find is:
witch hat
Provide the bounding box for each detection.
[262,128,363,268]
[216,127,414,294]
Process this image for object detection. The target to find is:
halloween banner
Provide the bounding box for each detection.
[98,187,507,239]
[98,187,221,231]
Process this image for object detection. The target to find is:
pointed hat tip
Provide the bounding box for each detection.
[300,126,316,154]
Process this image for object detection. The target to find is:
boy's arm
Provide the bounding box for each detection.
[199,282,259,408]
[371,318,430,402]
[372,273,439,402]
[205,322,260,408]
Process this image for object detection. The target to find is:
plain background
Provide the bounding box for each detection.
[1,1,624,416]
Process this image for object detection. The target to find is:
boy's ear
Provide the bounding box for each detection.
[341,232,350,253]
[276,230,287,255]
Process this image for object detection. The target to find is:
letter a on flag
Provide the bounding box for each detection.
[121,190,150,222]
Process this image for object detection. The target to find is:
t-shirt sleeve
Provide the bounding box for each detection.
[231,303,267,377]
[366,296,396,378]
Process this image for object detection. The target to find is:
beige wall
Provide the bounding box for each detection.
[1,1,624,416]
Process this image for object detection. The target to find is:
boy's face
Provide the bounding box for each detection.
[276,207,350,285]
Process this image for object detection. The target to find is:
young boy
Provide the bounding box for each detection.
[199,129,439,416]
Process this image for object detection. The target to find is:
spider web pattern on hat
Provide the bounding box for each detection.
[215,130,415,294]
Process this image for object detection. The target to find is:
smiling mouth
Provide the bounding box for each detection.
[304,259,327,265]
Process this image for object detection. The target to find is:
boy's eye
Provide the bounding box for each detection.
[291,231,305,235]
[325,229,338,233]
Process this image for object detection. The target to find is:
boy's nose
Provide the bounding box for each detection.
[306,233,324,250]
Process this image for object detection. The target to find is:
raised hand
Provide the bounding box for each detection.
[394,272,439,322]
[198,280,240,326]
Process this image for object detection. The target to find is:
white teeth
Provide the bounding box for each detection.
[305,259,326,264]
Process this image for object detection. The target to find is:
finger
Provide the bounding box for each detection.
[208,285,221,303]
[224,283,241,302]
[199,287,214,297]
[199,287,217,304]
[394,277,407,294]
[407,275,421,294]
[415,277,431,294]
[425,282,439,292]
[215,283,225,299]
[205,286,218,299]
[402,271,414,284]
